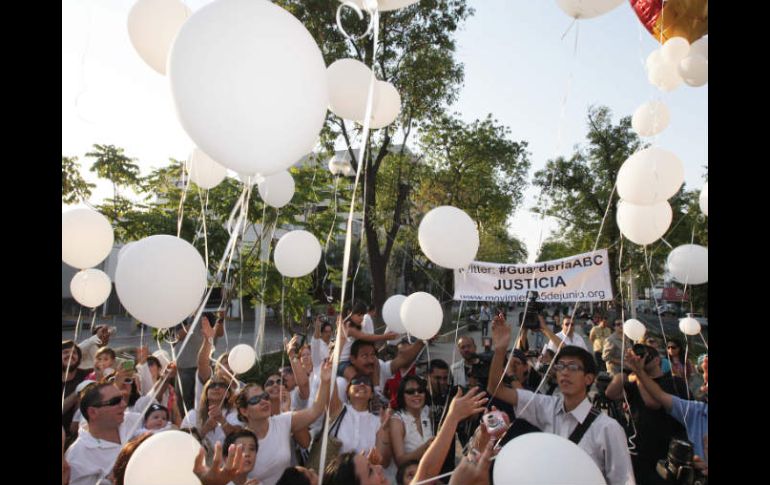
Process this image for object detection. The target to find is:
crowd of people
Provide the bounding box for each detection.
[61,303,708,485]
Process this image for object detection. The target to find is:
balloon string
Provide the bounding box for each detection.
[436,300,463,431]
[89,310,98,334]
[255,217,280,359]
[322,176,341,302]
[73,307,83,342]
[698,331,708,350]
[177,158,191,238]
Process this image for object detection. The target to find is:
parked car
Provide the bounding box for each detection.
[686,313,708,327]
[657,304,678,316]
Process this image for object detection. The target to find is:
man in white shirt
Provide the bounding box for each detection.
[65,382,143,485]
[541,315,589,355]
[488,315,635,485]
[450,336,481,387]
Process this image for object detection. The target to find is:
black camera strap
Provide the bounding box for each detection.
[568,406,601,445]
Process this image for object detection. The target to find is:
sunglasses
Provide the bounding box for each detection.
[350,377,372,387]
[265,378,283,387]
[209,381,228,389]
[92,396,124,408]
[246,392,271,406]
[404,388,426,396]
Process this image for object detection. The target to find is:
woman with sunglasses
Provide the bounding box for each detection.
[237,359,332,485]
[389,376,434,467]
[181,378,241,453]
[666,338,695,380]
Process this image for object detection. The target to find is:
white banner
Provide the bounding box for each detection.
[454,249,613,302]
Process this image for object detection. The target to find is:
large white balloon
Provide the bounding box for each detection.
[124,430,201,485]
[168,0,328,176]
[623,319,647,342]
[418,206,479,269]
[667,244,708,285]
[228,344,257,374]
[616,200,672,246]
[555,0,623,19]
[115,235,207,329]
[187,147,227,189]
[661,37,690,64]
[690,36,708,60]
[365,81,401,129]
[678,55,708,87]
[632,100,670,137]
[616,147,684,205]
[338,0,419,12]
[493,432,606,485]
[127,0,191,75]
[258,171,295,208]
[62,209,115,270]
[400,292,443,340]
[647,54,684,92]
[382,295,408,334]
[679,317,701,336]
[327,59,379,122]
[274,230,322,278]
[70,269,112,308]
[699,183,708,216]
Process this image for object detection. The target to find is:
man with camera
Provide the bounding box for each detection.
[488,314,635,485]
[606,344,691,484]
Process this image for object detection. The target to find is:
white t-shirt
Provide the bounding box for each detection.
[336,404,380,454]
[181,408,240,448]
[310,336,330,372]
[543,331,590,355]
[290,387,308,411]
[340,316,376,362]
[247,412,294,485]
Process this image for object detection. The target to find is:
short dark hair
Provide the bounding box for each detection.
[277,466,312,485]
[235,384,263,423]
[79,383,114,422]
[346,301,368,316]
[350,339,376,358]
[555,346,597,375]
[428,359,449,373]
[396,460,420,485]
[395,375,427,411]
[143,403,169,423]
[145,356,162,368]
[321,321,333,333]
[223,429,258,457]
[323,451,360,485]
[62,340,82,367]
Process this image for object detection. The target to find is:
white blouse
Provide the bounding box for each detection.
[394,406,434,453]
[336,404,381,454]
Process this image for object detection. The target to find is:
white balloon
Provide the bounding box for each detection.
[493,432,606,485]
[646,49,662,71]
[616,147,684,205]
[678,55,708,87]
[70,269,112,308]
[699,183,708,216]
[187,147,227,189]
[616,200,672,246]
[338,0,420,12]
[168,0,328,176]
[124,430,201,485]
[648,58,684,92]
[632,100,670,137]
[274,230,322,278]
[342,163,356,177]
[690,36,708,60]
[127,0,191,75]
[115,235,207,329]
[555,0,623,19]
[661,37,690,64]
[62,209,115,270]
[328,156,348,176]
[365,81,401,129]
[679,317,701,336]
[327,59,379,122]
[258,171,295,208]
[667,244,708,285]
[118,242,137,261]
[418,206,479,269]
[382,295,408,334]
[623,319,647,342]
[400,292,443,340]
[238,173,264,187]
[228,344,257,374]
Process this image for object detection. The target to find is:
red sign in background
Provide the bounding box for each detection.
[662,287,689,301]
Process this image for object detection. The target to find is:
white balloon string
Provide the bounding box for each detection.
[238,246,245,345]
[683,339,691,422]
[73,307,83,342]
[642,246,674,376]
[322,176,341,301]
[436,300,463,431]
[202,188,211,271]
[177,159,191,238]
[698,331,708,351]
[336,1,376,41]
[89,310,98,334]
[255,217,279,360]
[560,17,577,41]
[279,277,286,412]
[168,343,191,426]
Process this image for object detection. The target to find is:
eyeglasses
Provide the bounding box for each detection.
[92,396,124,408]
[553,362,584,373]
[265,378,283,387]
[404,388,426,395]
[350,377,372,387]
[246,392,271,406]
[209,381,228,389]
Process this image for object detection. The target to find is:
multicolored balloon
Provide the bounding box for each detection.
[629,0,708,44]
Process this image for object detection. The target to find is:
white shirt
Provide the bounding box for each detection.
[340,317,377,362]
[542,331,589,355]
[181,408,240,448]
[310,336,330,372]
[514,390,636,485]
[450,360,469,387]
[336,404,381,454]
[290,387,308,411]
[65,412,143,485]
[77,334,104,370]
[394,407,434,453]
[247,412,294,485]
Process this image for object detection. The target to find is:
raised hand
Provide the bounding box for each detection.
[367,446,383,466]
[201,316,215,340]
[320,358,333,383]
[491,317,511,352]
[624,349,645,374]
[383,331,399,340]
[447,387,488,423]
[285,335,301,356]
[194,442,247,485]
[448,441,495,485]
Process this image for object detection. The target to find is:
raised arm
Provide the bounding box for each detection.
[286,335,310,400]
[389,339,425,374]
[291,359,332,432]
[625,350,674,411]
[538,316,562,349]
[487,315,518,407]
[345,324,399,343]
[197,319,216,383]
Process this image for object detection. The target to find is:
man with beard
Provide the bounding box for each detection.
[450,336,481,388]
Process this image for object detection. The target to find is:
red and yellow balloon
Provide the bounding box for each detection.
[630,0,708,44]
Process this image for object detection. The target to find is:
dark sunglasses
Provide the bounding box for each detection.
[92,396,124,408]
[350,377,372,387]
[265,378,283,387]
[247,392,271,406]
[404,388,426,395]
[209,381,228,389]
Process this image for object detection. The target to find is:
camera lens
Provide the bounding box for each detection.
[667,439,694,466]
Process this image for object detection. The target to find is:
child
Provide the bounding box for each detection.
[132,403,174,439]
[338,302,399,381]
[86,347,116,381]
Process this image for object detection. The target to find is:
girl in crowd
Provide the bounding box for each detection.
[137,355,182,426]
[87,347,116,381]
[181,378,242,453]
[667,338,695,380]
[222,429,260,485]
[389,376,434,467]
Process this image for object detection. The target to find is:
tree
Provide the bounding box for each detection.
[62,156,95,204]
[86,144,141,199]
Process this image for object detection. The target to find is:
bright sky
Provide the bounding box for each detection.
[62,0,707,263]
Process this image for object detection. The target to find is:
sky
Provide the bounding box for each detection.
[62,0,708,263]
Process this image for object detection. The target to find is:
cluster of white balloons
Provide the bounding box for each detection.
[382,293,443,341]
[63,209,116,309]
[327,59,401,129]
[646,36,708,92]
[418,206,480,269]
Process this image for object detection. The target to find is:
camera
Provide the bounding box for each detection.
[482,410,507,438]
[656,439,707,485]
[595,371,612,395]
[519,291,545,330]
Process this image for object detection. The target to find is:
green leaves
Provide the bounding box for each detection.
[62,156,95,204]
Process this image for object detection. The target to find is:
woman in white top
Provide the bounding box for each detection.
[181,378,242,452]
[327,373,393,460]
[389,376,434,466]
[238,360,332,485]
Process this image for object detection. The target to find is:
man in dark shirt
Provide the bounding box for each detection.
[606,344,690,484]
